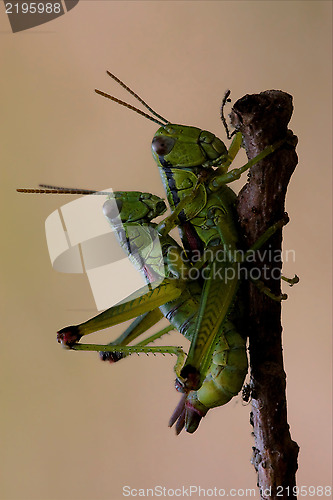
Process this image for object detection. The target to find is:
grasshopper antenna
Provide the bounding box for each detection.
[17,184,112,195]
[106,71,169,124]
[95,71,169,127]
[221,90,236,140]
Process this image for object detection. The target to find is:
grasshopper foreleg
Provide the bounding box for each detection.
[209,137,287,190]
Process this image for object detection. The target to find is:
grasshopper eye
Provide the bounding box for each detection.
[103,199,122,220]
[156,201,167,215]
[152,135,175,156]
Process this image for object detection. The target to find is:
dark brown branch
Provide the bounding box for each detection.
[230,91,299,499]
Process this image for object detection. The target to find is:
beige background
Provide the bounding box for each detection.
[1,1,332,499]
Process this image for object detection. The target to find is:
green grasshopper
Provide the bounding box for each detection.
[55,73,296,433]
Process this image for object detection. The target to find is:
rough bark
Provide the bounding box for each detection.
[230,91,299,499]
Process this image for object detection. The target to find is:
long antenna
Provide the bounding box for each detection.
[95,90,166,126]
[95,72,169,127]
[17,184,111,195]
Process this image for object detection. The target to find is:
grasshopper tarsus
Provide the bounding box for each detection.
[99,350,125,363]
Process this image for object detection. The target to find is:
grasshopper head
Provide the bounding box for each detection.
[103,192,167,225]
